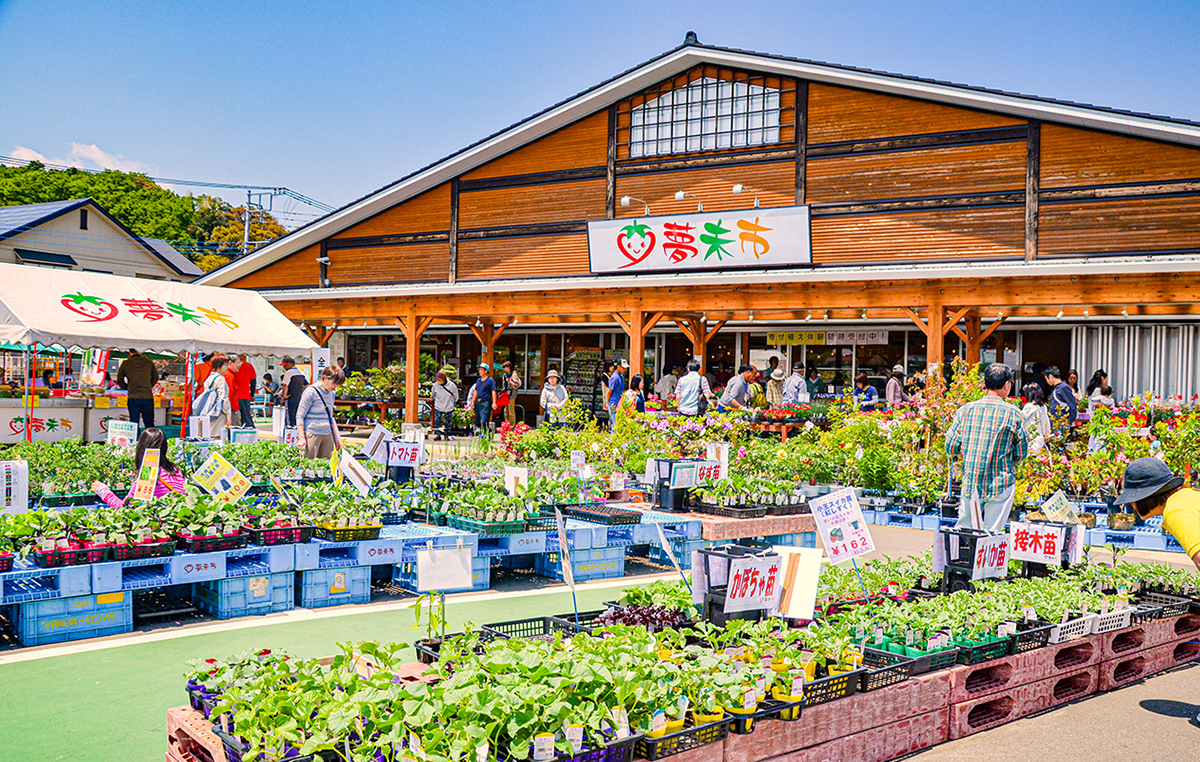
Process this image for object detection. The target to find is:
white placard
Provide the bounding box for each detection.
[504,466,530,496]
[340,454,374,496]
[188,415,211,440]
[415,546,473,592]
[609,472,627,491]
[106,420,139,447]
[1010,522,1065,565]
[691,549,708,605]
[271,406,286,438]
[693,459,722,484]
[569,450,586,471]
[770,546,823,620]
[385,440,425,468]
[0,406,86,444]
[364,424,394,464]
[723,555,783,613]
[311,348,331,383]
[226,426,258,444]
[705,442,729,479]
[972,533,1011,581]
[0,460,29,514]
[669,462,698,489]
[1040,490,1081,524]
[808,487,875,564]
[588,205,811,274]
[281,427,300,448]
[555,508,574,590]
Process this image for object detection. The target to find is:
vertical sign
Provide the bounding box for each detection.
[808,487,875,564]
[0,460,29,514]
[311,348,331,384]
[132,447,161,502]
[1010,522,1065,565]
[555,507,574,590]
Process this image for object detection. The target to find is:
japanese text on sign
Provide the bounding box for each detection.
[1010,522,1064,565]
[60,292,241,329]
[972,534,1010,580]
[724,556,782,613]
[808,487,875,563]
[386,440,425,468]
[192,452,251,504]
[766,330,890,346]
[694,459,722,483]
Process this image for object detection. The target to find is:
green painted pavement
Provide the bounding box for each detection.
[0,586,619,762]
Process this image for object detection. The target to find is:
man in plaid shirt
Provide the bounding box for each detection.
[946,363,1030,533]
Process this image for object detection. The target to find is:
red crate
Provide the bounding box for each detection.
[1098,637,1200,692]
[771,708,948,762]
[948,665,1098,740]
[946,634,1101,703]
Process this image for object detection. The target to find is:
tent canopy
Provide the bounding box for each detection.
[0,262,317,356]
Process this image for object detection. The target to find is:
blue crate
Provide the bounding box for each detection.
[860,509,877,524]
[604,526,637,546]
[886,511,917,528]
[917,514,942,531]
[647,538,706,569]
[393,556,489,593]
[499,531,549,555]
[170,552,227,584]
[1165,533,1185,553]
[939,517,958,529]
[765,532,818,548]
[1131,527,1168,552]
[0,563,92,605]
[91,558,172,594]
[195,572,294,620]
[498,554,537,570]
[13,591,132,646]
[296,566,372,608]
[228,545,295,574]
[1089,528,1135,548]
[536,547,626,581]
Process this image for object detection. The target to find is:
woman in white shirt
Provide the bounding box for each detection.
[1021,382,1051,453]
[1090,385,1116,410]
[540,369,569,422]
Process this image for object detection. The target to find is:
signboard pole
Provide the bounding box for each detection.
[554,508,579,631]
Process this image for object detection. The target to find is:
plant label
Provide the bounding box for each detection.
[1010,522,1065,565]
[742,688,756,710]
[724,556,782,613]
[504,466,530,496]
[610,708,629,739]
[791,675,805,696]
[192,452,251,504]
[569,450,586,471]
[132,447,161,503]
[972,533,1010,580]
[809,488,875,564]
[106,420,138,448]
[651,709,666,732]
[564,725,583,753]
[476,743,489,762]
[0,460,29,515]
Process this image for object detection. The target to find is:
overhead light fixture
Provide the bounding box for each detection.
[997,310,1004,318]
[1122,307,1129,318]
[361,321,368,328]
[861,310,868,320]
[675,190,703,212]
[1083,309,1090,319]
[823,310,830,321]
[1056,310,1064,320]
[619,195,650,215]
[475,318,483,328]
[748,311,754,321]
[701,312,708,323]
[805,312,812,322]
[731,184,760,208]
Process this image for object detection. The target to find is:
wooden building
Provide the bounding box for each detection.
[199,36,1200,421]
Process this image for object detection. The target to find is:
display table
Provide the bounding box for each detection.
[748,421,803,441]
[627,501,816,542]
[0,395,174,443]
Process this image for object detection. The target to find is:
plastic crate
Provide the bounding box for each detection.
[1091,607,1133,635]
[859,660,912,692]
[13,591,132,646]
[295,566,371,608]
[635,717,731,760]
[1137,591,1192,617]
[482,611,601,640]
[549,734,639,762]
[394,555,490,593]
[863,645,959,676]
[30,545,109,567]
[1010,620,1056,654]
[536,548,626,582]
[954,636,1012,664]
[175,532,250,553]
[194,572,294,620]
[763,502,809,516]
[0,552,12,573]
[694,503,768,519]
[242,525,315,546]
[542,503,644,526]
[314,524,382,542]
[446,515,527,535]
[1049,613,1098,644]
[110,540,176,561]
[802,669,862,705]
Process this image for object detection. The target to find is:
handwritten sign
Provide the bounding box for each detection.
[973,534,1011,580]
[1010,522,1064,565]
[386,440,425,468]
[192,452,251,504]
[809,487,875,564]
[106,420,139,448]
[724,555,782,613]
[132,447,161,502]
[694,459,722,483]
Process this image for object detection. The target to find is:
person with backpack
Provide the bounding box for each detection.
[280,356,308,427]
[194,354,233,439]
[296,366,346,459]
[676,359,712,417]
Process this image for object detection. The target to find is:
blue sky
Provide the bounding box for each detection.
[2,0,1198,220]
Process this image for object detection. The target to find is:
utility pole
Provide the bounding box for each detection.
[242,189,251,256]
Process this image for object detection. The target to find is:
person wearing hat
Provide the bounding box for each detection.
[466,362,497,433]
[782,362,805,404]
[1115,458,1200,570]
[605,359,628,427]
[279,356,308,427]
[431,370,458,440]
[539,369,570,423]
[886,364,911,407]
[766,366,786,407]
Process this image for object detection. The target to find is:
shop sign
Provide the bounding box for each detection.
[1010,522,1064,566]
[588,205,810,274]
[724,555,782,613]
[766,330,889,346]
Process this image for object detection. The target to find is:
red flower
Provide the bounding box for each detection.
[205,658,217,665]
[258,649,271,656]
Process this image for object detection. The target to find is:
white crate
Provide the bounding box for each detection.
[1091,607,1132,635]
[1049,613,1098,644]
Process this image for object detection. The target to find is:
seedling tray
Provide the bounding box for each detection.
[0,552,14,572]
[213,725,342,762]
[1136,591,1192,618]
[30,545,109,567]
[763,502,809,516]
[1091,607,1133,635]
[635,717,731,760]
[863,645,959,676]
[694,502,768,519]
[803,668,863,705]
[953,636,1012,665]
[859,660,912,692]
[1129,603,1164,625]
[446,515,527,535]
[1048,613,1097,644]
[413,630,504,664]
[175,532,251,553]
[482,612,602,640]
[314,524,382,542]
[728,700,789,734]
[552,733,639,762]
[542,503,643,526]
[1010,620,1056,654]
[242,525,315,546]
[111,540,177,561]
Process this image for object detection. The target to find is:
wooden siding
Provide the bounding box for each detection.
[325,242,449,284]
[1040,125,1200,188]
[458,234,589,280]
[228,244,320,289]
[806,142,1026,203]
[615,162,794,218]
[462,112,609,180]
[1039,196,1200,255]
[459,179,606,229]
[811,207,1024,263]
[807,84,1023,145]
[331,184,450,239]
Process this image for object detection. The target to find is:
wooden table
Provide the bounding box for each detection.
[749,421,803,441]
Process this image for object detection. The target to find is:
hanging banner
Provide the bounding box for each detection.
[588,205,811,274]
[808,487,875,564]
[132,447,161,502]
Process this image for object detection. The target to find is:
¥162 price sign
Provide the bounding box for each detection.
[724,556,782,613]
[972,534,1010,580]
[808,487,875,564]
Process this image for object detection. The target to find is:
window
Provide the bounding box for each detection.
[626,75,783,158]
[79,209,88,230]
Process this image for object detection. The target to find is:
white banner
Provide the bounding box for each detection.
[588,206,811,274]
[809,487,875,564]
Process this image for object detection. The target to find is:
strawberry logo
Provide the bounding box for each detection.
[616,221,655,268]
[61,292,118,322]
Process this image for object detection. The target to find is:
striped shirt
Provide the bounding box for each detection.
[946,395,1030,500]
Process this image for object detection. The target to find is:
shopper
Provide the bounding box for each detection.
[654,366,679,398]
[782,363,805,404]
[616,374,646,423]
[852,373,880,411]
[1091,384,1116,410]
[604,359,628,424]
[431,370,458,440]
[1021,382,1051,453]
[196,354,233,440]
[296,366,345,460]
[261,372,279,403]
[1085,369,1108,398]
[540,369,569,422]
[762,355,781,384]
[885,365,910,407]
[280,356,308,427]
[766,367,785,407]
[1044,366,1078,431]
[466,363,497,433]
[233,354,257,427]
[718,364,756,412]
[1114,458,1200,571]
[676,359,713,417]
[946,363,1030,532]
[92,428,185,507]
[337,357,346,370]
[502,360,521,426]
[193,353,213,395]
[117,349,158,431]
[1067,369,1082,402]
[806,368,826,396]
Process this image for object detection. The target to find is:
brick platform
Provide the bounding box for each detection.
[1100,613,1200,660]
[1098,637,1200,691]
[946,634,1100,704]
[166,705,226,762]
[755,708,948,762]
[948,665,1099,740]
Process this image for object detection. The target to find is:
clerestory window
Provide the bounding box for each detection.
[627,76,782,158]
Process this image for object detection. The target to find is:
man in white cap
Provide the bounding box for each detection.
[885,364,910,407]
[782,362,805,404]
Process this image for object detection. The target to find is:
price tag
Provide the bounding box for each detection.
[609,472,627,491]
[132,447,161,502]
[0,460,29,515]
[742,688,756,710]
[532,734,555,761]
[569,450,586,471]
[809,488,875,564]
[972,533,1011,581]
[192,452,251,504]
[723,556,782,613]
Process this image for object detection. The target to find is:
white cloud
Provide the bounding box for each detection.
[8,143,152,174]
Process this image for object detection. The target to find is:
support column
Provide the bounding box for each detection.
[926,298,944,378]
[397,314,435,424]
[467,320,509,376]
[675,316,726,377]
[612,310,663,379]
[965,311,983,367]
[376,334,385,369]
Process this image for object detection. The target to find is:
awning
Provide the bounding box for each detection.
[0,262,317,356]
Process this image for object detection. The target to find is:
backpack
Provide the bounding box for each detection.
[496,390,511,408]
[192,376,225,419]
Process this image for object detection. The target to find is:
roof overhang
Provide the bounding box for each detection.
[200,44,1200,288]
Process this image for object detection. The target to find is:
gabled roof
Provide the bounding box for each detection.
[0,197,196,277]
[199,37,1200,287]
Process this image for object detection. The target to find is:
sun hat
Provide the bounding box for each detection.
[892,364,905,374]
[619,359,630,368]
[1113,457,1184,506]
[546,369,560,379]
[770,368,786,381]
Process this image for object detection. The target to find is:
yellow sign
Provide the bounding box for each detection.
[132,447,161,502]
[193,452,251,504]
[330,449,343,487]
[767,331,825,346]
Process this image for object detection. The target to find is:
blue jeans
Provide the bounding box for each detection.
[127,398,154,430]
[434,409,451,435]
[474,400,492,431]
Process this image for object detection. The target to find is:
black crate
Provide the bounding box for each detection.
[1010,620,1056,654]
[549,734,639,762]
[242,524,315,546]
[803,669,863,706]
[763,502,810,516]
[110,540,177,561]
[954,637,1012,665]
[548,609,608,633]
[1130,604,1164,625]
[694,502,768,519]
[1136,591,1192,618]
[863,646,959,677]
[635,717,731,760]
[413,630,503,663]
[859,659,912,692]
[541,503,643,526]
[175,532,250,553]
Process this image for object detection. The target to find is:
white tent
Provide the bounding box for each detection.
[0,262,316,356]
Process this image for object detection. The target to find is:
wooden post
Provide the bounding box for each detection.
[376,334,385,369]
[629,310,645,378]
[540,333,548,383]
[397,314,434,424]
[965,311,983,367]
[1025,121,1041,263]
[926,298,944,378]
[740,331,750,367]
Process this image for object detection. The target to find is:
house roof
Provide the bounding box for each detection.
[143,238,204,278]
[198,36,1200,287]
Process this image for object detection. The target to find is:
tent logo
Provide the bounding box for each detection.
[61,292,117,322]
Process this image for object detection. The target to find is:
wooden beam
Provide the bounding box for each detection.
[642,311,666,336]
[705,320,726,344]
[808,125,1027,157]
[794,80,808,205]
[1025,120,1040,263]
[926,296,944,377]
[615,148,796,175]
[491,323,509,344]
[951,325,968,344]
[942,306,971,335]
[467,322,486,346]
[611,312,632,335]
[448,178,460,284]
[964,311,982,366]
[675,319,697,345]
[979,316,1007,344]
[606,104,617,220]
[900,307,928,334]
